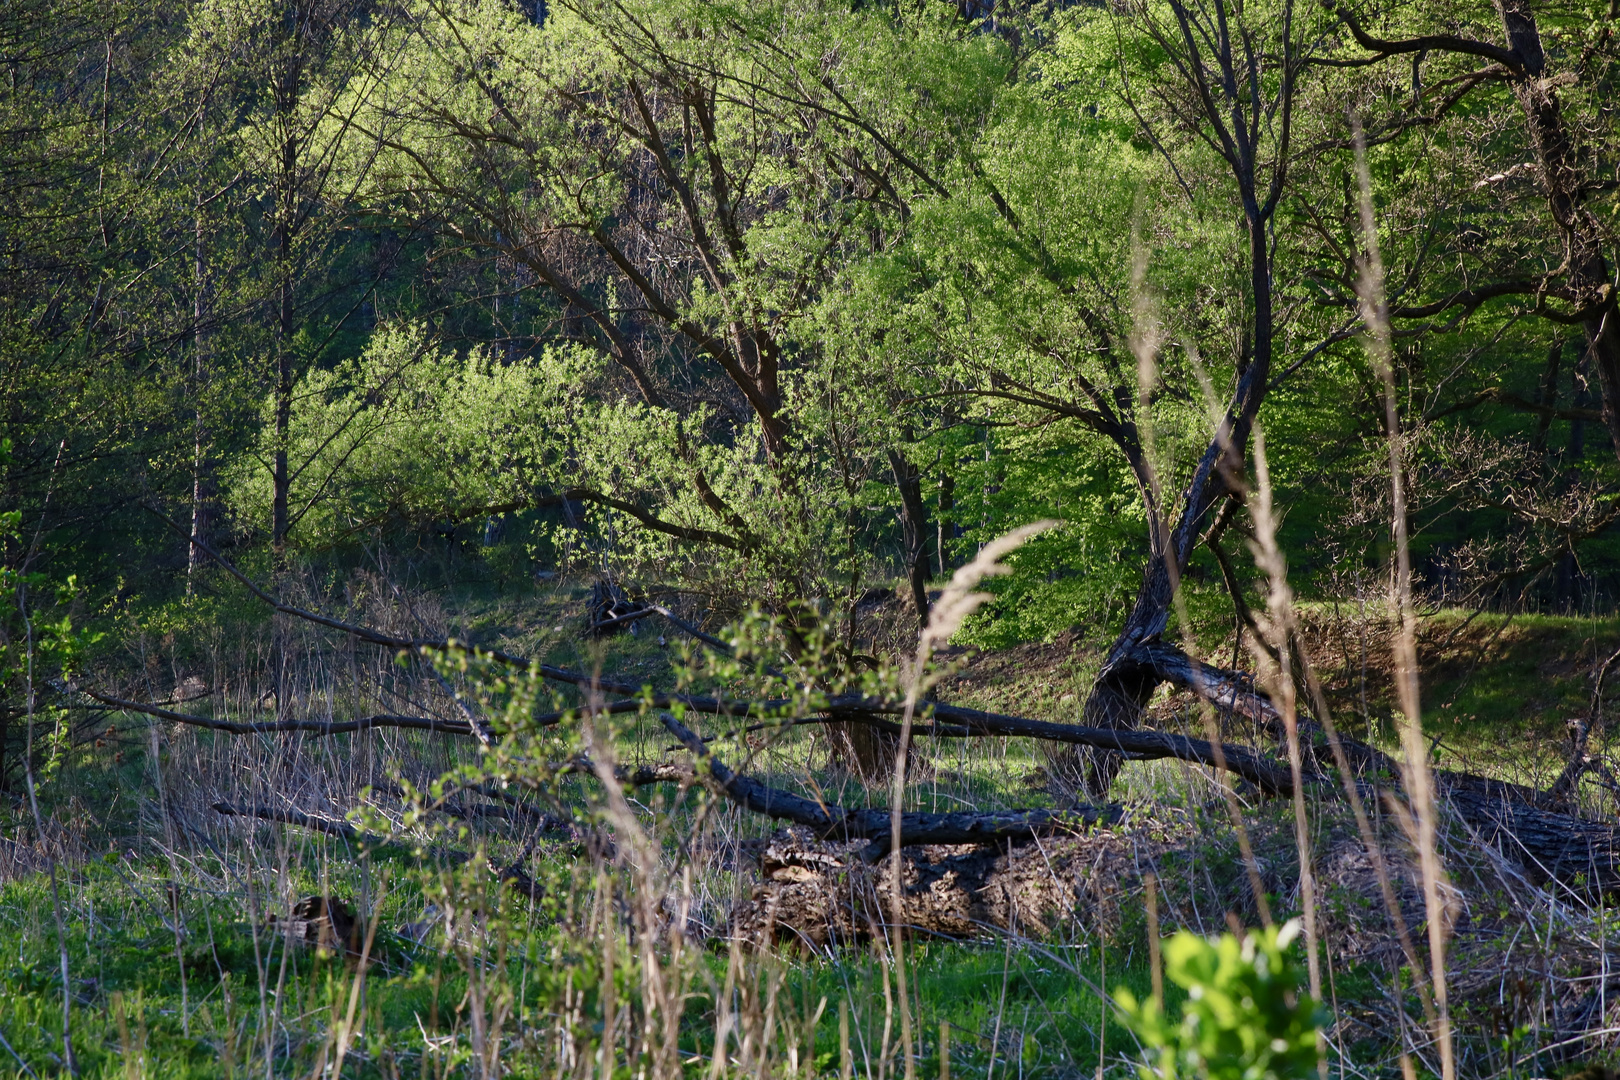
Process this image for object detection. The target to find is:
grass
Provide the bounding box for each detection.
[0,852,1165,1080]
[10,559,1620,1078]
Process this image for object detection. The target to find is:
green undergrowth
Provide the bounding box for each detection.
[1299,606,1620,790]
[0,862,1167,1080]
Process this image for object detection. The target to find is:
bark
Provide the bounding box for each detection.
[730,830,1139,948]
[1446,783,1620,892]
[731,784,1620,948]
[1492,0,1620,472]
[823,713,902,784]
[213,800,377,844]
[587,578,639,637]
[662,714,1118,859]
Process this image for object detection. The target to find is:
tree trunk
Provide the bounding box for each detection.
[823,712,902,785]
[270,40,302,568]
[1069,0,1286,797]
[1076,270,1272,795]
[887,448,932,627]
[188,200,213,591]
[1495,0,1620,469]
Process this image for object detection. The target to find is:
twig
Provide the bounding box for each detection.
[210,801,383,846]
[74,686,474,737]
[0,1023,38,1079]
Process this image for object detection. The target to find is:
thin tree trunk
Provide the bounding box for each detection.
[188,200,213,591]
[887,449,932,628]
[270,47,301,567]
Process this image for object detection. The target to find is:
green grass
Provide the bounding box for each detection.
[0,859,1166,1080]
[28,565,1620,1079]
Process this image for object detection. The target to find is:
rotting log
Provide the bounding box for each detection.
[729,830,1141,949]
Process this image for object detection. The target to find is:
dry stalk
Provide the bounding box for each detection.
[1245,432,1322,999]
[1354,118,1455,1080]
[1150,335,1269,926]
[885,521,1055,1080]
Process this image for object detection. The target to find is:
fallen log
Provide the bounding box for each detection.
[661,714,1120,859]
[729,830,1141,948]
[151,519,1620,909]
[1446,784,1620,893]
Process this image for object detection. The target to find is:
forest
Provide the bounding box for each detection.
[2,0,1620,1073]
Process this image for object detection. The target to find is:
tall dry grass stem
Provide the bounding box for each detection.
[1244,432,1321,997]
[886,521,1054,1080]
[1143,328,1268,926]
[19,583,77,1076]
[1145,871,1163,1008]
[1353,117,1455,1080]
[1244,431,1329,1078]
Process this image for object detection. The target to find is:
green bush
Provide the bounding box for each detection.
[1114,919,1325,1080]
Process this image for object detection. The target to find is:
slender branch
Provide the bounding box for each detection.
[212,801,379,845]
[1327,5,1525,69]
[75,687,474,738]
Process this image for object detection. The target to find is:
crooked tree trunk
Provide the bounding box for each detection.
[1072,11,1284,793]
[1495,0,1620,470]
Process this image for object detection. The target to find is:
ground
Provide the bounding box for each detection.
[3,571,1619,1078]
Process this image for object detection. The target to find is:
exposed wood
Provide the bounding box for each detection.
[729,830,1140,948]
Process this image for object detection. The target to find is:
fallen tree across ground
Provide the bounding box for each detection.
[82,526,1620,924]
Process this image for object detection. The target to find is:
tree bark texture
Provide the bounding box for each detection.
[887,448,933,628]
[1492,0,1620,470]
[729,830,1140,949]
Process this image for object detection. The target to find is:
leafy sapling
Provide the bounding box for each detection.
[1115,918,1326,1080]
